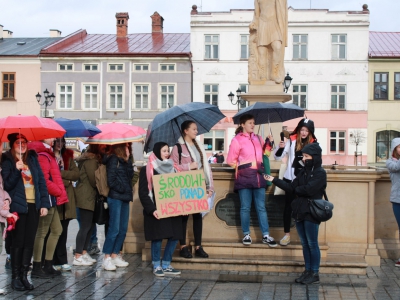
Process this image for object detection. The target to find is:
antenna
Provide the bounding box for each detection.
[310,0,312,9]
[200,0,203,12]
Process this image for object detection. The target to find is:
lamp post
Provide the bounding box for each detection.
[228,88,246,111]
[36,89,55,118]
[283,73,293,93]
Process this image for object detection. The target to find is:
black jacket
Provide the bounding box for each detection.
[272,143,326,224]
[138,166,183,241]
[1,150,50,213]
[105,154,134,202]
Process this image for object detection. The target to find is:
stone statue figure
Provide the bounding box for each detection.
[249,0,288,84]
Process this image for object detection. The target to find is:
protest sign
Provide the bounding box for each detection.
[153,170,208,218]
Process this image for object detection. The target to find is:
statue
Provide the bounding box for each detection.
[249,0,288,84]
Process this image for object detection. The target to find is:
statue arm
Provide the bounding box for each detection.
[250,0,259,30]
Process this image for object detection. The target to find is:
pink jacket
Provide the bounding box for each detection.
[0,169,12,223]
[227,132,267,190]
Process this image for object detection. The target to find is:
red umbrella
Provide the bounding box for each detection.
[0,115,66,142]
[84,122,146,145]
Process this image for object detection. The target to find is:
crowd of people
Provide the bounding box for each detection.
[3,115,399,289]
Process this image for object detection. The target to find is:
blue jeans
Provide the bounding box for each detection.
[151,238,178,269]
[296,220,320,272]
[76,207,98,244]
[392,203,400,230]
[238,188,269,236]
[102,198,129,255]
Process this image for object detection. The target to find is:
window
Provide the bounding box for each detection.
[240,35,249,59]
[58,64,73,71]
[160,85,175,108]
[205,35,219,59]
[331,85,346,109]
[332,34,346,60]
[108,64,124,71]
[108,84,123,109]
[374,72,388,100]
[58,84,73,109]
[83,84,98,109]
[239,84,249,109]
[134,64,149,71]
[203,130,225,151]
[292,85,307,109]
[83,64,98,71]
[395,73,400,99]
[293,35,308,60]
[330,131,345,153]
[204,84,218,106]
[2,72,15,99]
[160,64,175,72]
[134,84,149,109]
[376,130,400,162]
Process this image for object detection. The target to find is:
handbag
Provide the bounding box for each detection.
[274,163,287,195]
[308,191,333,222]
[93,194,109,225]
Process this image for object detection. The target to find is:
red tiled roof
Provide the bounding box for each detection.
[40,30,190,57]
[369,31,400,58]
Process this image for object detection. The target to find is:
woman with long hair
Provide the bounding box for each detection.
[272,118,317,246]
[171,120,214,259]
[53,137,79,271]
[265,142,326,285]
[73,144,102,266]
[139,142,182,276]
[227,114,276,247]
[102,143,134,271]
[386,138,400,267]
[1,133,49,291]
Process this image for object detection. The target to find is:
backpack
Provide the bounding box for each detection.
[95,164,109,197]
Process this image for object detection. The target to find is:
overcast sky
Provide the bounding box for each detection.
[0,0,398,37]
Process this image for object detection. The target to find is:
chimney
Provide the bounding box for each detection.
[3,29,13,38]
[116,12,129,38]
[191,5,198,15]
[151,12,164,34]
[49,29,62,37]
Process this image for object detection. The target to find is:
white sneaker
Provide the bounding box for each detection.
[102,257,117,271]
[83,253,96,263]
[73,256,93,266]
[112,255,129,267]
[280,235,291,246]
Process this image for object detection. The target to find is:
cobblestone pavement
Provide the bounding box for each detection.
[0,220,399,299]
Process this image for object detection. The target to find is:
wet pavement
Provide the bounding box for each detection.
[0,220,399,299]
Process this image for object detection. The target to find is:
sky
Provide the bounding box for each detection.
[0,0,398,37]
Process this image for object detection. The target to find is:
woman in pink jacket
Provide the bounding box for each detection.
[171,120,214,259]
[227,114,277,247]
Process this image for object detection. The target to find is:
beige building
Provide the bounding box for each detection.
[0,26,61,119]
[367,31,400,165]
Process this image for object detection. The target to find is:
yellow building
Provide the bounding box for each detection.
[367,31,400,165]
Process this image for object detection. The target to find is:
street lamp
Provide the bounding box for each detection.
[228,88,246,111]
[283,73,293,93]
[36,88,55,118]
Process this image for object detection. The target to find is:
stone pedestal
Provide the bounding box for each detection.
[241,81,292,105]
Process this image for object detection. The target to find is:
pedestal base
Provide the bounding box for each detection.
[241,81,291,104]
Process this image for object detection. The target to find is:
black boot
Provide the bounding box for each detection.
[301,271,320,285]
[11,247,25,291]
[20,248,34,290]
[295,270,311,283]
[31,261,51,279]
[43,260,61,276]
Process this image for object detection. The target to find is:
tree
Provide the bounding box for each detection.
[350,130,366,154]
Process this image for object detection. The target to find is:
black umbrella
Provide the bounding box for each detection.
[233,102,304,125]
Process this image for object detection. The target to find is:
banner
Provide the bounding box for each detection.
[153,170,208,218]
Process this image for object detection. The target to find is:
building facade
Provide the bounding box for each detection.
[367,32,400,165]
[39,12,191,160]
[190,5,370,165]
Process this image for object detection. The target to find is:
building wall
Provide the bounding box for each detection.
[0,58,41,118]
[191,8,369,165]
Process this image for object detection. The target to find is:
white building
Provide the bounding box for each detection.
[190,4,370,165]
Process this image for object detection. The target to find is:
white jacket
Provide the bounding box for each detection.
[273,138,297,181]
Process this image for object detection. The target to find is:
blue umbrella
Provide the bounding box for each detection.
[233,102,304,125]
[54,118,101,138]
[144,102,225,153]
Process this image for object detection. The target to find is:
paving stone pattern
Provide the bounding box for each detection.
[0,221,398,299]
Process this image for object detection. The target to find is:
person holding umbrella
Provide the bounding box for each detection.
[171,120,214,259]
[1,133,50,291]
[271,118,317,246]
[227,114,277,247]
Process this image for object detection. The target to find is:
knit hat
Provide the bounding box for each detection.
[291,118,316,140]
[7,133,28,148]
